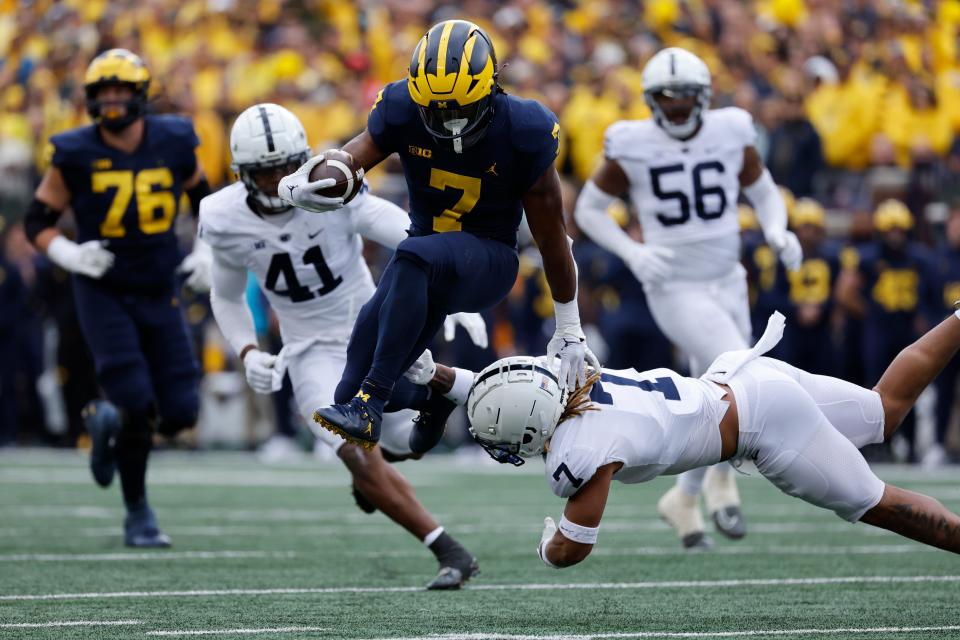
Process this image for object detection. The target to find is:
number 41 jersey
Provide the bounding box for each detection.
[604,108,756,280]
[199,182,397,345]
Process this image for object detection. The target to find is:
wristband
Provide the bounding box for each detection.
[558,514,599,545]
[443,367,475,406]
[553,298,582,333]
[537,540,559,568]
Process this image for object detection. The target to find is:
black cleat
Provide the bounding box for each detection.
[712,505,747,540]
[409,394,457,455]
[351,485,377,514]
[83,400,120,488]
[681,531,714,550]
[426,556,480,590]
[313,394,381,451]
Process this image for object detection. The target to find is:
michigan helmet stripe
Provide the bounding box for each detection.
[408,21,495,108]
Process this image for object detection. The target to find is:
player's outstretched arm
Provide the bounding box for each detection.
[574,160,674,285]
[740,147,802,271]
[525,167,600,389]
[539,462,620,568]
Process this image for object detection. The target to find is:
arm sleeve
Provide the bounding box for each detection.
[209,252,259,357]
[349,188,411,250]
[573,181,635,258]
[743,168,788,244]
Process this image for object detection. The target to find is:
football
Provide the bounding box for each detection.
[308,149,365,204]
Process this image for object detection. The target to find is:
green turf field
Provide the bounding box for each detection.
[1,449,959,639]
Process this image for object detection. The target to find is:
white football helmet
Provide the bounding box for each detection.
[641,47,712,140]
[230,103,311,213]
[467,356,566,464]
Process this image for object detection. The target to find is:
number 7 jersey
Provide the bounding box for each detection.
[604,107,756,261]
[545,367,728,498]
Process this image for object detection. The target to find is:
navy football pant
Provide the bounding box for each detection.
[73,279,200,431]
[335,232,518,405]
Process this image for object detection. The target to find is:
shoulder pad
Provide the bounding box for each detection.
[149,115,200,147]
[711,107,756,147]
[602,120,642,161]
[546,443,603,498]
[49,125,96,166]
[378,81,417,127]
[507,95,560,154]
[197,185,244,249]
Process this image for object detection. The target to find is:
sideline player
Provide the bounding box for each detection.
[415,308,960,567]
[573,47,802,548]
[25,49,211,547]
[201,103,480,589]
[279,19,597,453]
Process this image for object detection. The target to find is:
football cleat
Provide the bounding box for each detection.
[82,400,120,488]
[409,394,457,455]
[124,505,171,548]
[657,484,713,550]
[426,555,480,590]
[351,485,377,514]
[313,394,381,451]
[703,465,747,540]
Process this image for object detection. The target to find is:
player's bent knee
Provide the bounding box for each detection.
[156,411,197,437]
[338,443,382,484]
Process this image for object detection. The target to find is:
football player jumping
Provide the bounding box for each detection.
[412,308,960,566]
[279,19,598,453]
[201,103,481,590]
[25,50,211,547]
[573,47,803,548]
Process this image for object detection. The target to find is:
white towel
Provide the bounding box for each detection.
[701,311,786,384]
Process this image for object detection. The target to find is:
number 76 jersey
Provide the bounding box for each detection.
[603,107,756,246]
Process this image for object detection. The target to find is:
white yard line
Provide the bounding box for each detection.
[352,627,960,640]
[0,550,296,562]
[0,620,141,629]
[2,575,958,602]
[146,626,328,636]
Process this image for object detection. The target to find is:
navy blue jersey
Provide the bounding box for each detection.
[51,115,199,291]
[367,81,559,246]
[855,241,937,327]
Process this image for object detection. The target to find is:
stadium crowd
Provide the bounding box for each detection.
[3,0,960,464]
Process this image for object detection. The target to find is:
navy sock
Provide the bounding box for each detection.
[115,417,152,511]
[385,378,432,412]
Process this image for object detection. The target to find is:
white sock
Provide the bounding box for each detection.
[423,526,444,547]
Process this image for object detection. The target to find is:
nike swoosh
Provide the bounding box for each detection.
[715,509,741,531]
[307,229,323,239]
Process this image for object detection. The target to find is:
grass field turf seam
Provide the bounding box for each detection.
[0,450,958,640]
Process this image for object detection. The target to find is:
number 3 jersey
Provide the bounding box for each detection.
[199,182,407,345]
[545,367,728,498]
[49,115,200,292]
[604,107,757,282]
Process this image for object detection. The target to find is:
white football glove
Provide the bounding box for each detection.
[178,241,212,293]
[46,236,114,279]
[767,230,803,271]
[537,516,559,568]
[242,349,281,394]
[404,348,437,386]
[623,243,674,285]
[443,312,489,349]
[277,152,345,213]
[546,329,600,391]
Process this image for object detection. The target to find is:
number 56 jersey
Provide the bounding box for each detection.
[199,182,406,345]
[604,108,756,280]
